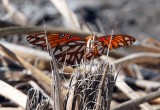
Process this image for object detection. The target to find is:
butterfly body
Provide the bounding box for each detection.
[26,33,136,65]
[84,35,104,59]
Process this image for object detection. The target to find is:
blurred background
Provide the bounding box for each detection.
[0,0,160,41]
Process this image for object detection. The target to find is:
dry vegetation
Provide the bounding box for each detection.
[0,0,160,110]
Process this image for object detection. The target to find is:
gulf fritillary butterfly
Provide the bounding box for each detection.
[26,33,136,65]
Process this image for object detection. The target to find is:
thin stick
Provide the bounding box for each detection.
[95,64,109,110]
[0,26,93,37]
[0,80,27,109]
[113,52,160,66]
[83,21,94,35]
[116,75,154,110]
[0,44,51,94]
[43,20,63,110]
[112,90,160,110]
[106,29,113,62]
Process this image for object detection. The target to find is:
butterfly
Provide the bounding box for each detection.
[26,33,136,65]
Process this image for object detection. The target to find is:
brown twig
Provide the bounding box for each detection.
[95,64,109,110]
[0,41,51,70]
[116,75,154,110]
[130,45,160,53]
[113,52,160,66]
[0,20,18,28]
[0,43,51,94]
[126,78,160,90]
[0,80,27,109]
[112,90,160,110]
[0,26,91,37]
[26,88,49,110]
[64,63,117,110]
[0,107,24,110]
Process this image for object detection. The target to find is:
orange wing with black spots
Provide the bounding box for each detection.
[83,34,136,59]
[97,35,136,50]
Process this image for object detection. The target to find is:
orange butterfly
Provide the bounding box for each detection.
[26,33,135,65]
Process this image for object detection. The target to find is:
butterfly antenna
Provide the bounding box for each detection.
[83,21,94,35]
[106,29,113,62]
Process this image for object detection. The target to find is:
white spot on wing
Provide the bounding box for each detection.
[68,42,76,45]
[66,55,70,60]
[71,55,74,61]
[125,37,129,40]
[78,45,85,52]
[77,53,81,60]
[58,57,62,61]
[38,34,45,38]
[27,38,36,42]
[127,41,131,45]
[75,41,85,44]
[62,46,70,52]
[118,42,124,46]
[54,49,62,55]
[69,46,80,53]
[35,41,45,45]
[87,53,92,57]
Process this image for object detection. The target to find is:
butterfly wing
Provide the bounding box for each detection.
[26,33,86,65]
[98,35,136,49]
[26,32,47,50]
[47,33,86,65]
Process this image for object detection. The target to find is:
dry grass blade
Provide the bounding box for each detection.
[50,0,80,29]
[0,20,18,28]
[112,90,160,110]
[0,50,23,69]
[0,80,27,109]
[0,41,51,70]
[116,75,154,110]
[64,63,118,110]
[0,107,23,110]
[50,59,63,110]
[95,65,109,110]
[64,72,78,110]
[28,81,50,98]
[46,35,63,109]
[130,45,160,53]
[0,41,50,61]
[113,52,160,66]
[126,78,160,90]
[0,43,51,94]
[0,26,91,37]
[26,88,49,110]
